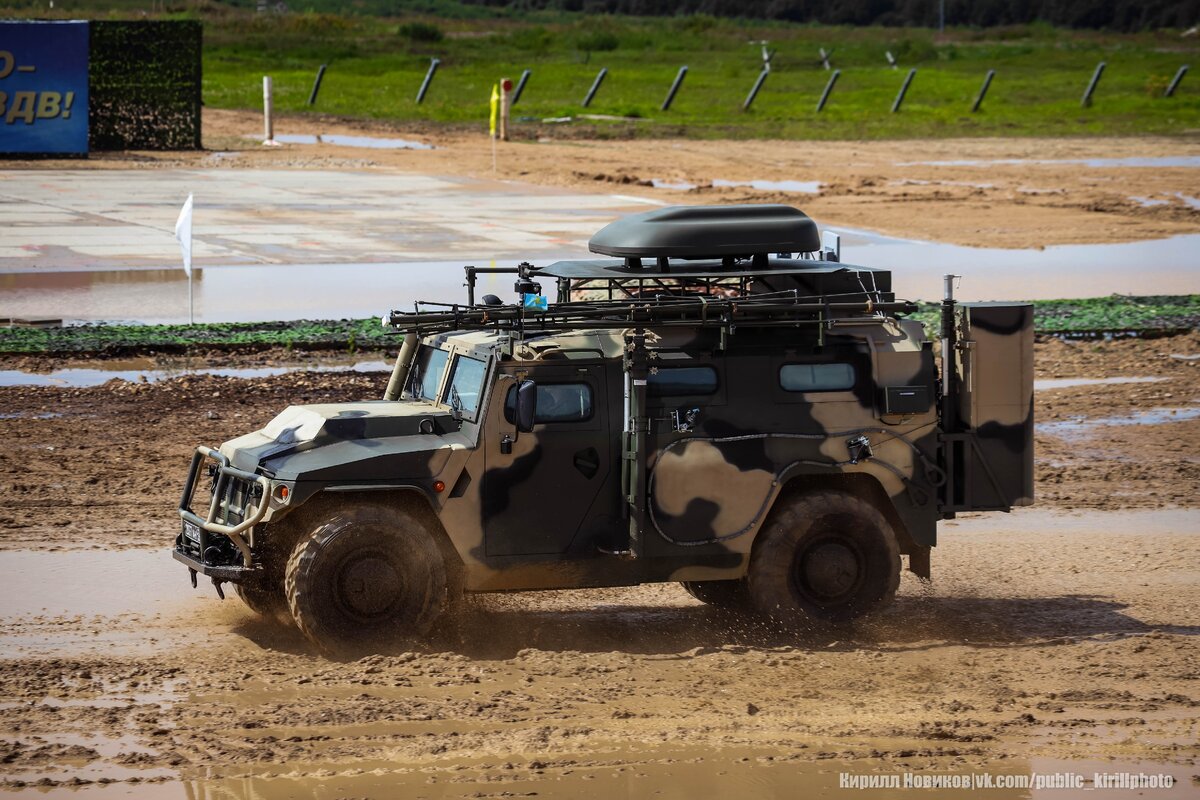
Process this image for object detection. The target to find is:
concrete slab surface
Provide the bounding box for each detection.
[0,169,660,271]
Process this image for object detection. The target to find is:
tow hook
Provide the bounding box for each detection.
[212,577,226,600]
[189,567,197,589]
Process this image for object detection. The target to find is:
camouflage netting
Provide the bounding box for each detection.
[89,21,202,151]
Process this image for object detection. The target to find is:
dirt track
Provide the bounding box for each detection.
[15,108,1200,251]
[0,334,1196,796]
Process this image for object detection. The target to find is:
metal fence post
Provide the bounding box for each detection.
[819,47,833,71]
[661,66,688,111]
[1165,65,1189,97]
[743,68,769,111]
[971,69,995,113]
[892,68,916,113]
[1081,61,1105,108]
[416,58,440,105]
[582,68,608,107]
[262,75,275,144]
[512,69,531,105]
[307,64,327,107]
[816,69,840,112]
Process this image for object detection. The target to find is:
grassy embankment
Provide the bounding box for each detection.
[1,296,1196,355]
[3,3,1199,139]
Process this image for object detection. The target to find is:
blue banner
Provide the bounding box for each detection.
[0,21,89,154]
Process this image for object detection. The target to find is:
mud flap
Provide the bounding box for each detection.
[908,547,931,581]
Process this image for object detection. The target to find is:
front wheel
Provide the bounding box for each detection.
[747,490,900,627]
[681,579,750,609]
[285,502,451,656]
[234,581,290,625]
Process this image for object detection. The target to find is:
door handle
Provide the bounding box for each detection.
[573,447,600,479]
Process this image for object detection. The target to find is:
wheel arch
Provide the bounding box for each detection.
[761,472,920,558]
[264,486,465,589]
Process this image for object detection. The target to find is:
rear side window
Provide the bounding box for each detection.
[505,382,594,424]
[647,366,718,397]
[779,363,856,392]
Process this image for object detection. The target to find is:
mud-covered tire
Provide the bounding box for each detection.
[285,502,449,656]
[233,521,296,626]
[234,581,290,624]
[747,490,900,626]
[681,580,750,609]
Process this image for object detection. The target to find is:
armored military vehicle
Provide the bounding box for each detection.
[175,205,1033,653]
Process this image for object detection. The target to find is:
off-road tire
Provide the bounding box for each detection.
[681,579,751,609]
[285,502,449,656]
[748,490,900,626]
[234,581,290,624]
[232,520,297,626]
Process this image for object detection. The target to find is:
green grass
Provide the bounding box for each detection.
[3,296,1196,356]
[3,4,1197,139]
[193,16,1200,140]
[909,295,1200,337]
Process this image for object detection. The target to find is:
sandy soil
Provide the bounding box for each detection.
[8,108,1200,251]
[0,335,1196,796]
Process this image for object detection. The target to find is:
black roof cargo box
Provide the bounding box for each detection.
[588,204,822,259]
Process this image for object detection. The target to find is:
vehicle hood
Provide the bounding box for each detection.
[220,401,459,473]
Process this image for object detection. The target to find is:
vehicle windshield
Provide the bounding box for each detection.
[409,346,450,402]
[443,354,487,420]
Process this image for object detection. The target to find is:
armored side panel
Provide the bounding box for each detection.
[951,303,1034,510]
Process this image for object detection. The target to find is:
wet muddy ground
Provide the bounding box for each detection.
[0,334,1196,797]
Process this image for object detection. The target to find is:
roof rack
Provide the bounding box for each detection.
[385,291,916,336]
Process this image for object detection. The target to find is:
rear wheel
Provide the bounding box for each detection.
[681,579,750,609]
[285,502,450,656]
[748,490,900,627]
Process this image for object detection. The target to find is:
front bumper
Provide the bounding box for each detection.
[176,445,270,574]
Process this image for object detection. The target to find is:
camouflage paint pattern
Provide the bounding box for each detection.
[183,297,1031,593]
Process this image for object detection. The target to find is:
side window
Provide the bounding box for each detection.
[443,355,487,420]
[779,363,856,392]
[647,366,718,397]
[505,382,594,424]
[410,347,449,401]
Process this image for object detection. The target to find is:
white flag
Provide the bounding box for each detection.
[174,193,193,277]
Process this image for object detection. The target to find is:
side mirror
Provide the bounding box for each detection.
[515,380,537,433]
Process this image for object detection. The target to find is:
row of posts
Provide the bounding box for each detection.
[287,59,1189,121]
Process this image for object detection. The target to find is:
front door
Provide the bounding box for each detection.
[482,364,611,556]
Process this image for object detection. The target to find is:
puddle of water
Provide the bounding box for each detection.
[1128,195,1171,208]
[1034,376,1168,391]
[649,178,697,190]
[711,178,821,194]
[1039,406,1200,438]
[0,411,64,419]
[0,695,173,711]
[1171,191,1200,210]
[898,156,1200,168]
[828,228,1200,303]
[0,360,390,388]
[0,550,203,618]
[649,178,821,193]
[20,752,1194,799]
[0,258,561,324]
[3,233,1198,324]
[263,133,433,150]
[895,178,996,189]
